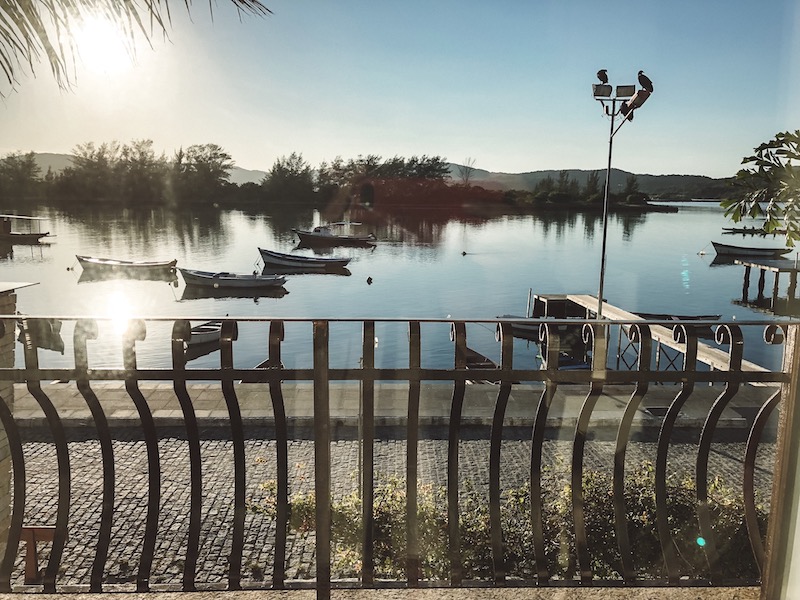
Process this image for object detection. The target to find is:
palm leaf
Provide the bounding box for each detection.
[0,0,270,94]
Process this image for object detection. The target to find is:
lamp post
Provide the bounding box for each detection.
[592,74,651,318]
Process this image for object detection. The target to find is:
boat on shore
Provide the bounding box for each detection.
[258,247,351,271]
[179,268,287,289]
[711,241,791,258]
[292,224,377,247]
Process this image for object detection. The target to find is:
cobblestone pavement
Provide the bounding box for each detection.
[14,426,776,589]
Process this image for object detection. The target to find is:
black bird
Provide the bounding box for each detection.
[638,70,653,92]
[596,69,608,84]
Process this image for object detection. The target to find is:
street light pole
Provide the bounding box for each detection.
[592,74,651,318]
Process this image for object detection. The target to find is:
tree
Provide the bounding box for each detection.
[173,143,235,203]
[456,157,477,186]
[0,0,271,96]
[721,130,800,245]
[0,151,41,200]
[262,152,315,205]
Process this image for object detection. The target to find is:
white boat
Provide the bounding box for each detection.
[711,241,791,258]
[77,255,177,272]
[179,268,287,289]
[258,247,351,270]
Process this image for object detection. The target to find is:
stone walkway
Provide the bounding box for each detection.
[8,382,779,591]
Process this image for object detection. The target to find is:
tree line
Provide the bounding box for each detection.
[0,141,454,210]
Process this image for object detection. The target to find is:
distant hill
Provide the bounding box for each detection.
[27,153,732,198]
[447,165,735,199]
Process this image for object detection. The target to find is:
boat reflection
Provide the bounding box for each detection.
[180,286,289,301]
[78,270,179,284]
[261,265,351,276]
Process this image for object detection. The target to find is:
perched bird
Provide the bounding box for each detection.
[596,69,608,84]
[638,70,653,92]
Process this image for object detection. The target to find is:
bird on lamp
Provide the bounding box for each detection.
[596,69,608,84]
[638,70,653,93]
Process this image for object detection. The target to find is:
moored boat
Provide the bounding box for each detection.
[187,320,224,346]
[77,255,178,271]
[292,224,376,247]
[711,241,791,258]
[258,247,351,271]
[179,268,287,289]
[0,214,52,244]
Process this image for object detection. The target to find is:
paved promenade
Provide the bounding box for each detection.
[8,382,778,593]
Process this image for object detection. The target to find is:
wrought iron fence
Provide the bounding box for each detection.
[0,315,792,596]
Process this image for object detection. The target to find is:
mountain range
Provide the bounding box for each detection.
[30,153,734,198]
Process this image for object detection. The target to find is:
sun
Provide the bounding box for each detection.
[73,14,134,75]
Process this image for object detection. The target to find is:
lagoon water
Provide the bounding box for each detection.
[0,202,792,372]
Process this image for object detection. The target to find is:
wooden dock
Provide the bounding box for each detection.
[546,294,774,381]
[734,257,800,314]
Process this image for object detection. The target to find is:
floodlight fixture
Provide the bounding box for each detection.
[615,85,635,98]
[592,84,612,98]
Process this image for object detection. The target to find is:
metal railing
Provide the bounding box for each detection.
[0,316,793,596]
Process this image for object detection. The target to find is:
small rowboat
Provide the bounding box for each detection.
[77,255,177,271]
[711,241,791,258]
[292,225,376,247]
[258,247,351,271]
[179,268,287,289]
[187,320,223,346]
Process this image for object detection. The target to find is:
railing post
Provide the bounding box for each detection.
[313,321,331,600]
[762,324,800,599]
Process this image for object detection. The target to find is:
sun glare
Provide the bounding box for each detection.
[73,15,133,75]
[105,291,133,335]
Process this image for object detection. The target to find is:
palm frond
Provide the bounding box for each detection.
[0,0,270,94]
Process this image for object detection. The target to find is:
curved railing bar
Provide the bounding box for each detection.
[0,317,24,592]
[361,321,376,585]
[74,319,114,592]
[572,323,607,582]
[655,324,699,583]
[447,321,466,584]
[21,318,70,592]
[312,320,332,598]
[744,389,780,576]
[613,323,652,582]
[489,322,514,583]
[170,319,201,591]
[219,320,245,590]
[268,320,288,589]
[530,323,561,582]
[696,324,744,580]
[406,321,421,585]
[122,319,159,592]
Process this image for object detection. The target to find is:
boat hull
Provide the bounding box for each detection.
[179,268,287,289]
[711,241,791,258]
[258,247,351,270]
[293,228,376,247]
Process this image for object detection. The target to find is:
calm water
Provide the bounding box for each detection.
[1,203,792,372]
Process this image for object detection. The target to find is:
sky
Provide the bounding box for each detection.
[1,0,799,179]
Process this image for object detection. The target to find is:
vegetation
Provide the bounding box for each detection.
[249,464,764,582]
[722,130,800,245]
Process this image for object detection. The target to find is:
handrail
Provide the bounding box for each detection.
[0,315,791,596]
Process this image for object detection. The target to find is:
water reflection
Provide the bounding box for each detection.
[179,286,289,301]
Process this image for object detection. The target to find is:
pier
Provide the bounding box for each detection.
[734,257,800,314]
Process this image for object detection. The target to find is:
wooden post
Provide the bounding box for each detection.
[743,265,751,303]
[772,272,781,310]
[762,324,800,598]
[790,271,798,303]
[757,269,767,301]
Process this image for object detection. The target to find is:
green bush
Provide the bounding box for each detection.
[248,462,766,582]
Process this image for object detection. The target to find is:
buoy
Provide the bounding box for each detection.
[462,251,467,256]
[367,277,373,285]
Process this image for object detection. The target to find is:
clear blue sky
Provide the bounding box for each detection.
[1,0,799,178]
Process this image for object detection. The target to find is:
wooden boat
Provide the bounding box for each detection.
[239,358,284,383]
[722,226,786,236]
[463,346,521,385]
[711,241,791,258]
[0,214,52,244]
[77,255,177,272]
[180,286,289,301]
[292,225,376,247]
[187,320,224,346]
[258,247,351,271]
[179,268,287,289]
